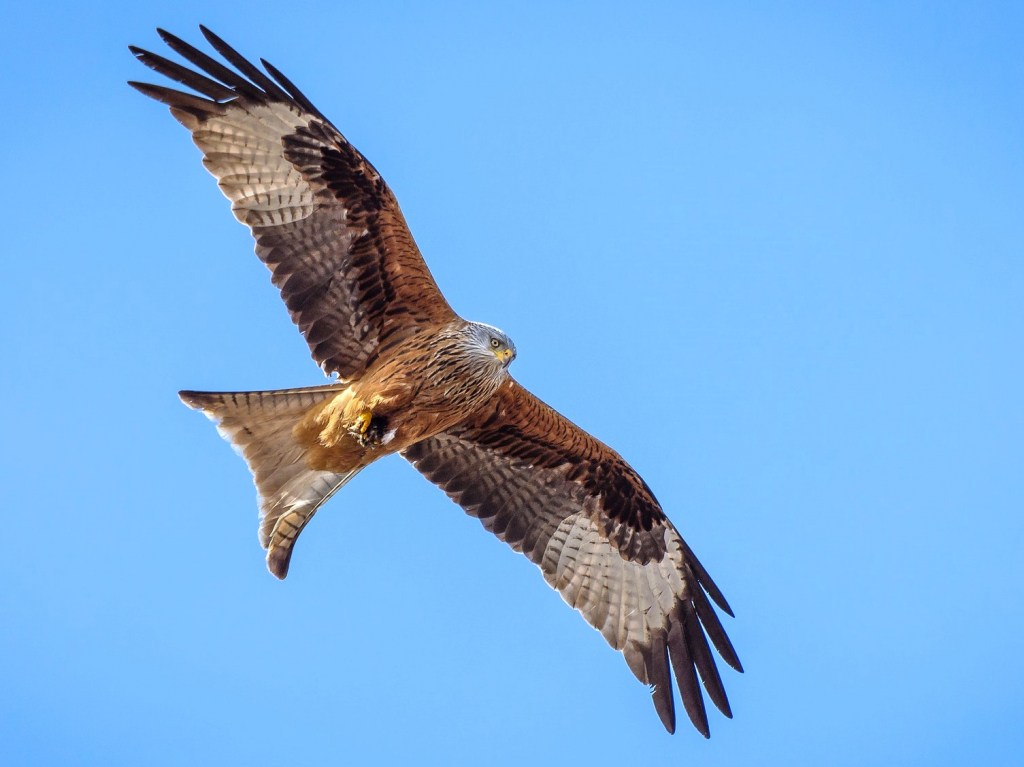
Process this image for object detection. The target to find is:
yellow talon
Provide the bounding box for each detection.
[354,411,372,434]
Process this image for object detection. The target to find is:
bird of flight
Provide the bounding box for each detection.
[129,27,742,736]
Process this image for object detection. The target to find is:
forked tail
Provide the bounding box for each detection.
[179,385,361,578]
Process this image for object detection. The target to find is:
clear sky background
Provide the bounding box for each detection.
[2,2,1022,765]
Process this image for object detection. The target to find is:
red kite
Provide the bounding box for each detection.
[130,27,742,735]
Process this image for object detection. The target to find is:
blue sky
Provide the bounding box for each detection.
[2,2,1022,765]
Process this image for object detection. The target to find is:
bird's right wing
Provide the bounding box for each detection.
[402,378,742,736]
[130,27,457,379]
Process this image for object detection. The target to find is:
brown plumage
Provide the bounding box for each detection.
[131,26,742,736]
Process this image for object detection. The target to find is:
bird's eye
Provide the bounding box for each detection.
[490,338,501,348]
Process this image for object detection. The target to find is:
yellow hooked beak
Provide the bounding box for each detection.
[493,347,514,365]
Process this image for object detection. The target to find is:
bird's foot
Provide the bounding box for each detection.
[351,411,387,447]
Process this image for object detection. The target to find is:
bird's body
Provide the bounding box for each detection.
[131,26,742,737]
[298,318,515,466]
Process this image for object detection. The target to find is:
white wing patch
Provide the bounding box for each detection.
[540,513,687,662]
[186,102,318,227]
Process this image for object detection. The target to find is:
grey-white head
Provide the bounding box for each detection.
[464,321,517,371]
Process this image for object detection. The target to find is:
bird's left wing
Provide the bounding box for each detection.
[401,379,742,736]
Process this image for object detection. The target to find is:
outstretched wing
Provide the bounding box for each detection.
[402,379,742,736]
[129,27,457,379]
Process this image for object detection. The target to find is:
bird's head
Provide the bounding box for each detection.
[467,322,517,370]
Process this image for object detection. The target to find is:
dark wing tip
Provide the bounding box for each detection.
[652,685,676,734]
[681,600,733,719]
[258,56,329,122]
[666,622,710,738]
[679,539,735,617]
[178,390,212,410]
[691,586,744,674]
[126,80,225,124]
[132,26,284,107]
[126,80,171,99]
[193,25,291,102]
[647,633,677,734]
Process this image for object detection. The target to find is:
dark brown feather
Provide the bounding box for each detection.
[156,28,266,101]
[648,633,676,734]
[259,57,330,122]
[668,619,710,738]
[130,28,457,379]
[126,81,225,121]
[680,598,732,718]
[198,26,294,102]
[679,537,735,617]
[691,585,744,672]
[129,46,235,101]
